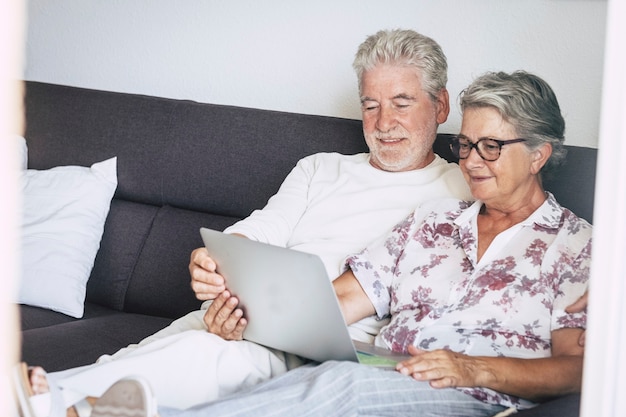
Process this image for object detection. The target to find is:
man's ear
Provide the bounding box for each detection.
[435,88,450,125]
[530,142,553,175]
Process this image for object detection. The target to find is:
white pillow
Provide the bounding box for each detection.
[18,157,118,318]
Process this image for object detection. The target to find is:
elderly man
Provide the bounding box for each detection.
[189,28,471,345]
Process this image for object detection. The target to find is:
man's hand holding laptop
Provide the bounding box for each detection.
[204,290,247,341]
[189,246,247,341]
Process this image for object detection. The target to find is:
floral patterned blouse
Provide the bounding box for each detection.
[346,193,592,409]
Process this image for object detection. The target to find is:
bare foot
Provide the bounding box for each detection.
[28,366,50,395]
[24,365,96,417]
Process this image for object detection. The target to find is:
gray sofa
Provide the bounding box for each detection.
[18,80,596,416]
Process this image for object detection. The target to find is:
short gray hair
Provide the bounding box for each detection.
[459,70,567,176]
[352,29,447,102]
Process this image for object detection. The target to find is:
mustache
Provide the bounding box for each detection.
[373,129,408,141]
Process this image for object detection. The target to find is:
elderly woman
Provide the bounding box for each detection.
[151,70,590,417]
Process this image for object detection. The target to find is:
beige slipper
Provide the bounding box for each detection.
[89,376,157,417]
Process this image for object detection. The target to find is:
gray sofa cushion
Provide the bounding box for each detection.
[123,205,239,318]
[86,200,158,311]
[516,394,581,416]
[21,311,173,371]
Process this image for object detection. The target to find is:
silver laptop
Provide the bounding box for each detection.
[200,227,410,367]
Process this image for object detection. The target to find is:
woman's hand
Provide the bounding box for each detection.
[395,327,584,401]
[396,346,485,388]
[565,291,588,347]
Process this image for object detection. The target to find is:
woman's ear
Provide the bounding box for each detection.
[530,142,553,175]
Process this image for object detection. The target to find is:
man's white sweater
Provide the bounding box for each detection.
[225,152,472,340]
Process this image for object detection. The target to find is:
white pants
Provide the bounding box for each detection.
[109,305,211,360]
[49,306,303,410]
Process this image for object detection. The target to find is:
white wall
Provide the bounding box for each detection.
[24,0,606,148]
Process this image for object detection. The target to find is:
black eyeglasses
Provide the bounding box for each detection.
[450,136,527,161]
